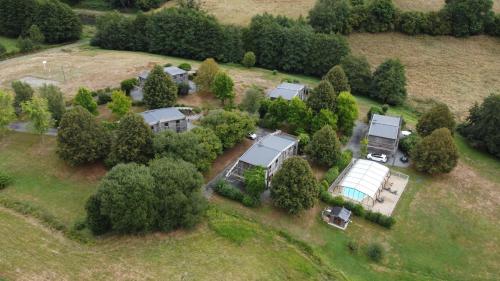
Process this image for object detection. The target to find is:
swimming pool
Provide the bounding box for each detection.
[343,187,366,202]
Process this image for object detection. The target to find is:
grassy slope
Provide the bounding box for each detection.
[0,36,19,53]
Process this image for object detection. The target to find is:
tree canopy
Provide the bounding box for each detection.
[143,65,178,109]
[306,125,342,167]
[340,55,372,96]
[411,128,458,174]
[39,84,65,126]
[0,90,15,134]
[444,0,495,37]
[324,65,350,94]
[371,59,407,105]
[308,0,353,34]
[200,110,255,150]
[240,86,265,114]
[416,103,456,137]
[108,90,131,118]
[212,71,235,105]
[12,80,34,114]
[336,91,358,136]
[270,157,318,214]
[74,87,98,115]
[194,58,220,92]
[21,96,52,135]
[307,80,336,113]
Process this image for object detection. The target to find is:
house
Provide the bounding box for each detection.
[137,66,188,86]
[367,114,402,156]
[322,206,352,230]
[140,107,188,133]
[164,66,188,84]
[329,159,390,209]
[226,132,298,186]
[267,82,308,101]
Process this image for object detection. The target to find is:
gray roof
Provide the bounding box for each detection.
[140,108,186,125]
[164,66,187,76]
[239,134,297,167]
[331,206,351,221]
[368,114,401,140]
[138,70,150,80]
[267,82,305,101]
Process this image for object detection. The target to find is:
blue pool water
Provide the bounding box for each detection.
[343,187,366,202]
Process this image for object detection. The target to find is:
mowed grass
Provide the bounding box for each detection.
[0,36,19,53]
[0,207,338,280]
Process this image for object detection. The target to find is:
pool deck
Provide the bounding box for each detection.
[370,172,409,216]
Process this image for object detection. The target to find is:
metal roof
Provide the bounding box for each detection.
[331,206,351,221]
[164,66,187,76]
[339,159,390,200]
[267,82,305,101]
[368,114,401,139]
[140,108,186,125]
[239,134,297,167]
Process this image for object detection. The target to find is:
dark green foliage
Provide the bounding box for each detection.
[423,11,452,35]
[336,91,358,136]
[91,12,135,50]
[107,0,166,11]
[178,63,192,71]
[85,194,111,235]
[108,113,154,166]
[364,0,397,32]
[242,195,259,207]
[307,80,336,113]
[96,163,157,233]
[12,81,34,113]
[338,150,353,171]
[364,210,396,228]
[324,65,350,93]
[305,33,351,77]
[323,166,339,185]
[0,43,6,56]
[306,125,341,167]
[27,25,45,44]
[412,128,458,174]
[213,180,244,202]
[366,243,384,262]
[242,51,256,68]
[399,133,421,154]
[308,0,353,34]
[143,65,178,109]
[39,84,66,126]
[270,157,318,214]
[177,81,191,96]
[0,0,36,37]
[244,166,266,201]
[240,86,265,114]
[97,91,112,105]
[287,98,313,134]
[486,13,500,36]
[148,157,207,231]
[74,87,98,115]
[371,59,407,106]
[34,0,82,43]
[0,171,13,189]
[367,106,384,121]
[57,107,110,166]
[444,0,494,37]
[397,11,428,35]
[416,103,456,137]
[340,55,372,96]
[311,109,337,133]
[120,78,138,95]
[200,110,256,150]
[17,38,36,53]
[458,94,500,158]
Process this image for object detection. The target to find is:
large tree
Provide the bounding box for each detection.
[143,65,178,109]
[240,86,265,114]
[306,125,342,167]
[311,108,337,133]
[458,94,500,158]
[416,103,456,137]
[57,107,110,166]
[200,110,255,150]
[365,0,397,33]
[287,97,312,134]
[0,90,15,134]
[308,0,353,34]
[12,81,34,114]
[270,157,318,214]
[212,71,235,105]
[340,55,372,96]
[34,0,82,43]
[194,58,220,92]
[39,84,65,126]
[411,128,458,174]
[336,91,358,136]
[107,90,131,117]
[444,0,495,37]
[307,80,336,113]
[74,87,98,115]
[0,0,36,37]
[21,97,52,135]
[148,157,207,231]
[371,59,407,105]
[108,113,154,166]
[92,163,157,234]
[324,65,350,94]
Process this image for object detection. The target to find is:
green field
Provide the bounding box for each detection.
[0,36,19,54]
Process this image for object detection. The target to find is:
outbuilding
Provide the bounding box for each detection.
[267,82,308,101]
[322,206,352,230]
[367,114,402,157]
[140,107,188,133]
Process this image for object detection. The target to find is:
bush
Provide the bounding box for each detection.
[423,10,452,35]
[338,150,353,171]
[308,0,353,34]
[343,201,364,216]
[323,166,339,185]
[120,78,138,95]
[399,133,420,154]
[242,51,256,68]
[0,171,13,189]
[213,180,244,202]
[97,91,112,105]
[177,81,191,96]
[0,43,6,56]
[364,0,397,33]
[397,11,427,35]
[366,243,384,262]
[444,0,494,37]
[412,128,459,174]
[242,195,259,207]
[178,63,192,71]
[17,38,36,53]
[371,59,407,106]
[416,103,456,137]
[347,240,359,253]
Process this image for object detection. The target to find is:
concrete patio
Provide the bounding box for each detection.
[370,171,409,216]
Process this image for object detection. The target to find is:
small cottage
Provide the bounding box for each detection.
[140,107,188,133]
[267,82,308,101]
[322,206,352,230]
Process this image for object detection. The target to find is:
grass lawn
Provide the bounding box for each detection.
[0,36,19,54]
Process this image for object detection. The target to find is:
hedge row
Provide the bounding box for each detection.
[92,8,350,77]
[213,180,258,207]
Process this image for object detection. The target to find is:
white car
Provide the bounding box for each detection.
[367,153,388,163]
[247,133,257,140]
[401,130,412,137]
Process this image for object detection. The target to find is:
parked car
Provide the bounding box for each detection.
[367,153,388,163]
[401,130,412,137]
[400,154,409,163]
[247,133,257,140]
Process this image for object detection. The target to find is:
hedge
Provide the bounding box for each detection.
[213,180,244,202]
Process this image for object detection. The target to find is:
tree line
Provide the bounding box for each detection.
[0,0,82,44]
[309,0,500,38]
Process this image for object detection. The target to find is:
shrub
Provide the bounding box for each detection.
[0,43,6,56]
[178,63,192,71]
[411,128,458,174]
[0,171,13,189]
[343,201,364,216]
[367,106,384,121]
[347,240,359,253]
[213,180,244,202]
[416,103,456,137]
[340,55,372,96]
[244,166,266,201]
[306,125,342,167]
[97,91,112,105]
[444,0,495,37]
[74,87,98,115]
[242,195,259,207]
[366,243,384,262]
[242,51,256,68]
[399,133,421,154]
[338,150,353,171]
[107,90,132,117]
[308,0,353,34]
[371,59,407,106]
[120,78,138,95]
[323,166,339,185]
[364,0,397,33]
[423,11,452,35]
[397,11,427,35]
[177,81,191,96]
[17,38,36,53]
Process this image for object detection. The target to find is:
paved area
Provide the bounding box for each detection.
[345,121,368,157]
[19,76,60,88]
[9,121,58,136]
[371,172,409,216]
